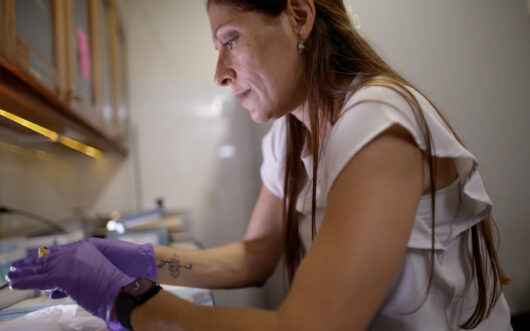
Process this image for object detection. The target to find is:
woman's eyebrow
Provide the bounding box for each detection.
[214,23,227,41]
[214,20,237,41]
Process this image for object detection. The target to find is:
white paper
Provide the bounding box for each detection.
[0,304,107,331]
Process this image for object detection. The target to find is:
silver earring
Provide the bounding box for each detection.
[298,39,305,50]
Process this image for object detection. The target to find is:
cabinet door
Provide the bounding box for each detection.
[12,0,59,92]
[97,0,114,136]
[116,23,129,141]
[0,0,16,62]
[108,2,128,141]
[65,0,98,126]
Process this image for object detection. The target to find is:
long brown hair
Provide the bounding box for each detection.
[208,0,509,328]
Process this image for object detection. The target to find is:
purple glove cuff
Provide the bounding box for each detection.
[101,277,131,320]
[102,275,134,330]
[107,319,129,331]
[139,244,157,281]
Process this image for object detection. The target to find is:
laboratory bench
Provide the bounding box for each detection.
[0,284,213,329]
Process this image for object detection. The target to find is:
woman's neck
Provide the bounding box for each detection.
[291,104,332,156]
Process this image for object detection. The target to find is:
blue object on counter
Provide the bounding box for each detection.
[106,207,164,234]
[106,227,169,246]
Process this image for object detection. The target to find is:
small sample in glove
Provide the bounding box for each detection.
[38,247,49,257]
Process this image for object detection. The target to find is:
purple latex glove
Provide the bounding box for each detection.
[49,238,156,280]
[47,237,156,299]
[8,242,134,328]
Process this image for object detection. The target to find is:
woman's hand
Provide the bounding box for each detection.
[44,237,156,299]
[8,242,134,326]
[49,238,157,280]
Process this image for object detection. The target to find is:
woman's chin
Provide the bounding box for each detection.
[247,108,270,124]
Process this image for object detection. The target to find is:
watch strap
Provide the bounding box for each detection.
[116,278,161,330]
[116,298,137,330]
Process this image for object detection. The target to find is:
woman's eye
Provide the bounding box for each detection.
[223,37,237,50]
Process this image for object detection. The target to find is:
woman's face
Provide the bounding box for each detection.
[208,3,306,123]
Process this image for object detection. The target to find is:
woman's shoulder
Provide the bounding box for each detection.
[330,78,425,146]
[342,76,425,116]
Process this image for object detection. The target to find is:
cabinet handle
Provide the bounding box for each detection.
[67,90,83,102]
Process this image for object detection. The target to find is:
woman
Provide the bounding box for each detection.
[8,0,512,330]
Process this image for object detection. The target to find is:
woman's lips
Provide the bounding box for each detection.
[235,89,251,103]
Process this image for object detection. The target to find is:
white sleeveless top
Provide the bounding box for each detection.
[260,79,512,330]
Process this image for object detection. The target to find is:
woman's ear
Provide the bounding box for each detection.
[286,0,316,40]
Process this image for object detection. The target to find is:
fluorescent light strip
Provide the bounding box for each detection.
[0,108,58,141]
[0,108,102,159]
[59,136,102,159]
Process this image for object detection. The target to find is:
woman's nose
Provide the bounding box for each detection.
[214,53,235,86]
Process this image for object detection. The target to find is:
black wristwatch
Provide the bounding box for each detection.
[115,277,161,330]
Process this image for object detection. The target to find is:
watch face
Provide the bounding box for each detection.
[123,277,156,297]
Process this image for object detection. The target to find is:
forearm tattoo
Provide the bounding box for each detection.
[157,254,192,279]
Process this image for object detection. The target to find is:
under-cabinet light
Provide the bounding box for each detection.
[59,136,102,159]
[0,108,58,141]
[0,108,102,159]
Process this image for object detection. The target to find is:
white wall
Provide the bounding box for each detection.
[345,0,530,314]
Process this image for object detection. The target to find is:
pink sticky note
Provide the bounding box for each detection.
[77,27,91,80]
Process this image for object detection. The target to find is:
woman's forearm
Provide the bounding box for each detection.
[154,237,280,288]
[153,187,283,289]
[131,290,280,331]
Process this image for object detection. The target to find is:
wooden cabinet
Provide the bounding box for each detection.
[0,0,129,156]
